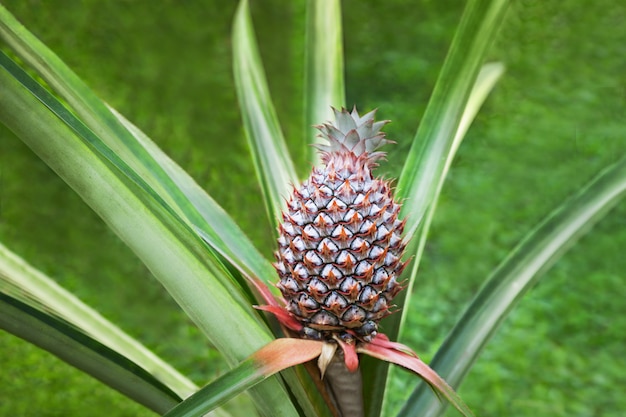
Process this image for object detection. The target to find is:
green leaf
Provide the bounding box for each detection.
[356,0,510,415]
[359,342,473,417]
[0,51,299,417]
[398,61,505,330]
[304,0,345,164]
[399,157,626,417]
[0,0,275,294]
[164,339,324,417]
[0,242,198,399]
[233,0,299,229]
[108,107,278,291]
[0,292,181,414]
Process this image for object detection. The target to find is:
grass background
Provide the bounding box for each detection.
[1,0,625,416]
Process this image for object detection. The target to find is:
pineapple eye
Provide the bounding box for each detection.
[281,248,296,264]
[368,245,386,262]
[311,310,339,327]
[313,212,332,228]
[384,252,399,268]
[304,251,323,267]
[358,219,375,235]
[307,279,329,296]
[303,199,319,214]
[323,291,348,311]
[277,277,299,293]
[374,224,390,242]
[292,263,308,280]
[358,286,378,305]
[356,320,378,338]
[350,237,370,253]
[290,236,307,252]
[317,238,340,259]
[297,293,319,311]
[320,264,343,283]
[371,268,389,286]
[336,251,357,270]
[289,211,305,225]
[331,225,353,241]
[303,224,321,240]
[369,296,388,314]
[341,305,366,324]
[355,260,373,276]
[302,327,322,340]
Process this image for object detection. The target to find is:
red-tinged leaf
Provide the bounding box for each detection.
[164,338,324,417]
[370,333,419,358]
[335,337,359,372]
[358,343,474,417]
[251,278,281,306]
[254,305,303,332]
[252,338,324,375]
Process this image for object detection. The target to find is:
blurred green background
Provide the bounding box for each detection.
[1,0,625,416]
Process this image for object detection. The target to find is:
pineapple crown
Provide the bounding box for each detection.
[314,107,393,166]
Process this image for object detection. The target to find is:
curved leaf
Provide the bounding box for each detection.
[304,0,345,164]
[358,0,510,415]
[0,293,181,414]
[163,339,324,417]
[109,107,278,290]
[397,61,505,332]
[0,51,299,417]
[0,242,197,399]
[359,342,473,417]
[400,156,626,417]
[233,0,299,228]
[0,4,251,296]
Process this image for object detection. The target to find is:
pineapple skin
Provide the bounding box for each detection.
[274,108,407,342]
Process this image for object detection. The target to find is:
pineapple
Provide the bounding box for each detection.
[274,107,408,343]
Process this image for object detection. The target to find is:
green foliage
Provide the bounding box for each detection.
[0,0,625,416]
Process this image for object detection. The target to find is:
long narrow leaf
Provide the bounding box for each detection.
[0,293,181,414]
[109,107,278,290]
[397,61,504,333]
[0,52,300,417]
[164,339,324,417]
[400,156,626,417]
[110,109,329,417]
[359,343,473,417]
[304,0,345,163]
[1,4,317,413]
[359,0,510,414]
[0,242,197,399]
[0,4,247,296]
[233,0,299,228]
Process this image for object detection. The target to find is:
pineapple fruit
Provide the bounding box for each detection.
[274,107,408,343]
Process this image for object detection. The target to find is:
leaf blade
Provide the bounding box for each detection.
[108,107,278,290]
[304,0,345,163]
[0,3,270,298]
[164,339,324,417]
[0,241,198,399]
[0,293,181,414]
[399,156,626,416]
[359,0,510,414]
[232,0,299,228]
[0,50,300,417]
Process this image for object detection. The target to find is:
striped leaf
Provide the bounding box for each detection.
[304,0,345,164]
[232,0,299,228]
[400,155,626,417]
[358,0,511,415]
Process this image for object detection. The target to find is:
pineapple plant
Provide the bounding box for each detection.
[3,1,625,417]
[254,107,472,417]
[275,107,407,343]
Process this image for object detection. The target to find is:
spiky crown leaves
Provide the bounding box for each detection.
[314,107,393,166]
